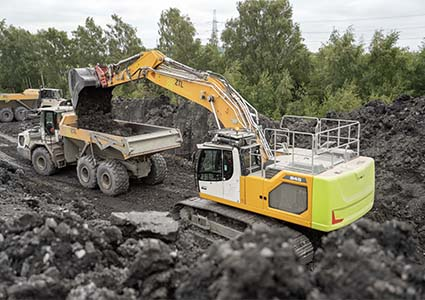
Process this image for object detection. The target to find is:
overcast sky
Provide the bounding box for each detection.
[1,0,424,52]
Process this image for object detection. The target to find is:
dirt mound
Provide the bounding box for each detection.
[176,226,312,300]
[312,218,425,299]
[178,219,425,300]
[0,210,187,299]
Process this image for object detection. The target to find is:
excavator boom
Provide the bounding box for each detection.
[68,50,273,160]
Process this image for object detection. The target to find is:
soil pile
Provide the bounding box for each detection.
[176,226,312,300]
[177,219,425,300]
[0,210,192,300]
[311,218,424,299]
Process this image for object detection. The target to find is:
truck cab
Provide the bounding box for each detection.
[17,106,72,166]
[38,88,69,108]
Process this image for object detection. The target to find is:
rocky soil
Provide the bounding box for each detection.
[0,94,424,299]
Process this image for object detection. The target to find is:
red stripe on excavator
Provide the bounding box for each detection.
[332,210,344,225]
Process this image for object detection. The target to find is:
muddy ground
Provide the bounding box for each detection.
[0,94,424,299]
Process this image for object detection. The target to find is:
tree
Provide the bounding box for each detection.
[310,28,364,99]
[0,22,41,91]
[410,41,425,96]
[363,31,412,99]
[36,28,71,91]
[71,17,107,67]
[221,0,311,117]
[158,8,201,65]
[105,14,144,63]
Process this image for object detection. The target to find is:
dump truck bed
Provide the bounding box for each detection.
[0,89,40,109]
[59,112,182,159]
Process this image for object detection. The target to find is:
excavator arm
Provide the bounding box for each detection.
[68,50,273,160]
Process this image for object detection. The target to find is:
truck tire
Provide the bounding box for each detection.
[0,108,14,122]
[96,160,129,196]
[14,106,28,121]
[144,154,168,185]
[32,147,57,176]
[77,155,98,189]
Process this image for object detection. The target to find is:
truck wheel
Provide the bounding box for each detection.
[32,147,57,176]
[96,160,129,196]
[0,108,14,122]
[14,106,28,121]
[77,155,98,189]
[144,154,168,185]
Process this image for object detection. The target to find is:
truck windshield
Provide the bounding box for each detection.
[40,89,62,99]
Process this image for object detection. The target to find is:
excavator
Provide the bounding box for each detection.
[69,50,375,263]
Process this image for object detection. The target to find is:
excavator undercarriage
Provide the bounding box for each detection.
[174,197,315,265]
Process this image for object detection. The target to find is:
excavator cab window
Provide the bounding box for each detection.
[197,149,234,181]
[223,150,233,180]
[240,146,261,175]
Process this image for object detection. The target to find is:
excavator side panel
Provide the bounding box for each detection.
[201,171,313,229]
[263,171,313,228]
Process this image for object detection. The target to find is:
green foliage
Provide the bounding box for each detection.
[0,23,41,91]
[106,14,144,62]
[158,8,201,66]
[36,28,71,92]
[320,82,363,115]
[0,3,424,118]
[310,28,364,99]
[409,41,425,96]
[221,0,311,117]
[71,17,107,67]
[362,31,412,99]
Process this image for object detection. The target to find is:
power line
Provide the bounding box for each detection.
[303,25,425,34]
[298,13,425,23]
[308,36,425,43]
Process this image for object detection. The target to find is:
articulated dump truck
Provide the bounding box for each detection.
[0,88,66,122]
[17,101,182,196]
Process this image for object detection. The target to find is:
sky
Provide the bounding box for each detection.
[1,0,424,52]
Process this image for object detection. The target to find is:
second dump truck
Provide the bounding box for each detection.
[17,104,182,195]
[0,88,66,122]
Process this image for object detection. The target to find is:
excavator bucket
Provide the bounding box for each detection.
[68,68,113,114]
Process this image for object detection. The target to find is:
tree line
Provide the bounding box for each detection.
[1,0,425,118]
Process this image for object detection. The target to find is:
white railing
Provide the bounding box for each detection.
[264,115,361,174]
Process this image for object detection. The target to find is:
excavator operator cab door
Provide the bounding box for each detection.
[195,145,241,203]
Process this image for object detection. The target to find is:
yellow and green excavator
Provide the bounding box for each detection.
[68,50,375,263]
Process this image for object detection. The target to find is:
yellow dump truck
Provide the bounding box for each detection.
[17,105,182,195]
[0,88,66,122]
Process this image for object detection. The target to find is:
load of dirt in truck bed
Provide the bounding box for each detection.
[75,87,134,136]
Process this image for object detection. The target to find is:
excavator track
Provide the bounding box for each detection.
[173,197,314,265]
